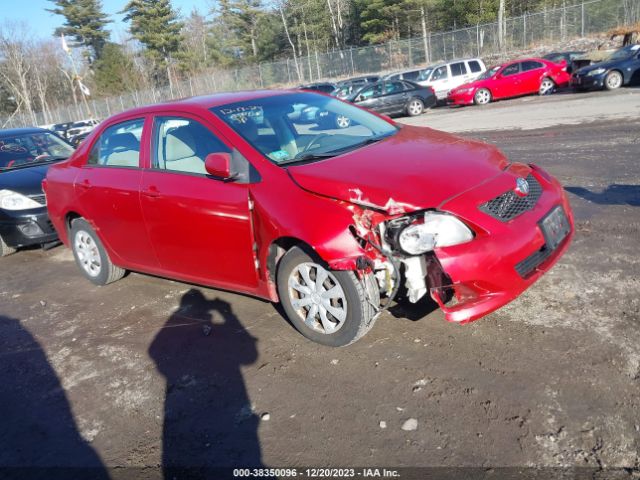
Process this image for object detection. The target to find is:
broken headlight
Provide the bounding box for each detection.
[387,212,474,255]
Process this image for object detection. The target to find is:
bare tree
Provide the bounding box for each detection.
[0,22,37,125]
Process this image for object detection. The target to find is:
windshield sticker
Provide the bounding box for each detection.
[267,150,290,162]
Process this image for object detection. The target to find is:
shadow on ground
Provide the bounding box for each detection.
[148,289,262,477]
[565,184,640,206]
[0,315,109,479]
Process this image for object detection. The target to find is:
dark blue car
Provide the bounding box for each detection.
[571,44,640,91]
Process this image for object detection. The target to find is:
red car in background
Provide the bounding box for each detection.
[447,58,571,106]
[44,91,573,347]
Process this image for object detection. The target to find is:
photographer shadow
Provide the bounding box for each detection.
[148,289,262,477]
[0,315,109,479]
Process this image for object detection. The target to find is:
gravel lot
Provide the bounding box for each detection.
[1,89,639,479]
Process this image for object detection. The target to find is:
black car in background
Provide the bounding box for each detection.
[347,80,437,117]
[298,82,337,94]
[333,75,380,99]
[0,128,74,256]
[51,122,74,139]
[543,51,586,74]
[571,44,640,91]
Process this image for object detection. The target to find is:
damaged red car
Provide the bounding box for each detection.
[44,91,573,346]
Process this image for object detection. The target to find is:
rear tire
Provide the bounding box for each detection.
[406,98,424,116]
[604,70,623,90]
[0,235,16,257]
[539,77,556,95]
[277,247,379,347]
[474,88,492,105]
[70,218,125,285]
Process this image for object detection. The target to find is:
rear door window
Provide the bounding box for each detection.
[87,118,144,167]
[450,62,468,77]
[402,70,420,81]
[522,60,544,71]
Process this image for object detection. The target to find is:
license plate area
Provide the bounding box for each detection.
[539,206,570,251]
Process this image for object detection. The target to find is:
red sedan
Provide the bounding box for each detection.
[447,58,571,106]
[44,91,573,346]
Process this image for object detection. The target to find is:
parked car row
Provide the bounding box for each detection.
[40,118,100,146]
[298,44,640,115]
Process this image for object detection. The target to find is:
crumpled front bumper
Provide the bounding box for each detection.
[428,165,574,323]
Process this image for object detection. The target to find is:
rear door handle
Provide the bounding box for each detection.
[142,186,160,198]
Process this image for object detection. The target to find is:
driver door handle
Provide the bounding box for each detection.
[142,186,160,198]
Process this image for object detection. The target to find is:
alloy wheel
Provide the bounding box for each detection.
[606,71,622,90]
[539,78,555,95]
[475,89,491,105]
[287,262,348,334]
[408,100,424,116]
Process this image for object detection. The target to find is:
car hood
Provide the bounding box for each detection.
[576,58,628,74]
[287,125,509,214]
[0,163,51,196]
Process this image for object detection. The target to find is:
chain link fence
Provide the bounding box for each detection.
[2,0,638,129]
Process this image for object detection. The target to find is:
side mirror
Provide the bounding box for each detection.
[205,152,232,179]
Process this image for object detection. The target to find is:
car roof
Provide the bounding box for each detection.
[0,127,50,137]
[430,57,482,68]
[103,90,301,122]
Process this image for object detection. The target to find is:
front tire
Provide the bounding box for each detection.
[277,247,379,347]
[70,218,125,285]
[474,88,492,105]
[604,70,623,90]
[406,98,424,116]
[0,235,16,257]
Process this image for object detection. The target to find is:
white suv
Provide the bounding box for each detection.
[419,58,486,100]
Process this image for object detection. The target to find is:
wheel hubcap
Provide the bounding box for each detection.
[409,101,422,115]
[540,80,554,94]
[337,115,350,128]
[608,74,621,88]
[74,230,101,277]
[288,262,347,334]
[477,90,490,104]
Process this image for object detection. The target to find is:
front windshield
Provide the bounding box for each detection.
[478,66,500,80]
[0,131,74,171]
[608,45,639,61]
[211,92,398,165]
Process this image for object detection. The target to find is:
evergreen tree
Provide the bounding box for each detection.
[93,42,141,95]
[121,0,184,84]
[47,0,111,61]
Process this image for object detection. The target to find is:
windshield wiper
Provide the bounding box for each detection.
[280,132,396,166]
[281,152,338,165]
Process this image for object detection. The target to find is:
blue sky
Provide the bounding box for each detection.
[1,0,212,40]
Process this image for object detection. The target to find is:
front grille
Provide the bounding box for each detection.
[29,194,47,205]
[479,174,542,221]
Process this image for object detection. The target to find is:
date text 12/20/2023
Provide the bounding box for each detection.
[233,467,401,477]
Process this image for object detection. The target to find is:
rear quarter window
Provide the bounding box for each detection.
[468,60,482,73]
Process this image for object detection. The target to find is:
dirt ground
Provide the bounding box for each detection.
[1,91,639,479]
